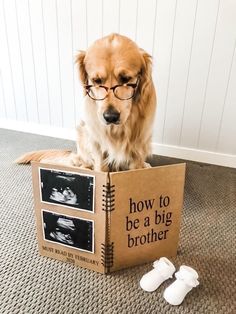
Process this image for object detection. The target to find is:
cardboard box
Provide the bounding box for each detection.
[32,162,186,274]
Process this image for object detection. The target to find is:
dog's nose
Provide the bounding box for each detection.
[103,107,120,124]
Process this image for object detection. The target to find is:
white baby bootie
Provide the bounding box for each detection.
[163,265,199,305]
[140,257,176,292]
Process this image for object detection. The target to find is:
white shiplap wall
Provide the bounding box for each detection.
[0,0,235,167]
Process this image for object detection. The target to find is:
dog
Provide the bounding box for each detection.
[16,34,156,172]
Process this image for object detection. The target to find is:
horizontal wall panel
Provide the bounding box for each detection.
[198,0,236,151]
[216,41,236,155]
[136,0,157,54]
[56,0,75,128]
[28,0,50,125]
[119,0,138,40]
[16,0,39,123]
[87,0,103,45]
[0,0,17,120]
[71,0,87,124]
[42,0,63,128]
[102,0,120,36]
[152,0,178,143]
[179,0,220,148]
[0,72,6,118]
[2,0,27,122]
[162,0,198,145]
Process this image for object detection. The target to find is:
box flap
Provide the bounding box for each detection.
[32,162,107,273]
[108,163,186,272]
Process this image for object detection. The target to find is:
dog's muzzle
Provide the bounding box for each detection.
[103,107,120,124]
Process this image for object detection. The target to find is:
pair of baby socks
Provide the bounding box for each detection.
[140,257,199,306]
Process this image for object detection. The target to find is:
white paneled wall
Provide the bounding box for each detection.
[0,0,235,167]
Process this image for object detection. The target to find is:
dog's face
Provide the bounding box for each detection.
[76,34,152,126]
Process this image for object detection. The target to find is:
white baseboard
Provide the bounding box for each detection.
[152,143,236,168]
[1,119,235,168]
[0,119,76,141]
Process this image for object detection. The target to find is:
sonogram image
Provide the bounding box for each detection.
[42,210,94,252]
[40,168,94,212]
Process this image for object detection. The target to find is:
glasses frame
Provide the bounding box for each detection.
[84,77,140,101]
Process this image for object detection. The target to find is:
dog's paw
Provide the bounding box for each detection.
[144,162,152,168]
[71,153,93,169]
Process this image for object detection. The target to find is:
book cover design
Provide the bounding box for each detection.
[32,162,186,274]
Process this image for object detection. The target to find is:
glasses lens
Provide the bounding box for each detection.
[114,86,134,100]
[88,86,107,100]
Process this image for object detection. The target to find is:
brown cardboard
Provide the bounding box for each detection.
[32,162,186,274]
[109,164,185,272]
[32,162,107,273]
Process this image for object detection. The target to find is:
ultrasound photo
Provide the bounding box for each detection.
[40,168,94,212]
[42,210,94,253]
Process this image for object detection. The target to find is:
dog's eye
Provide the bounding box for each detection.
[119,76,131,84]
[93,78,102,85]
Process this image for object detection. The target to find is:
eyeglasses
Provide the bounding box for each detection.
[84,78,139,101]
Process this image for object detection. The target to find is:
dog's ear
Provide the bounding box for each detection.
[135,49,153,112]
[140,49,152,80]
[75,50,87,84]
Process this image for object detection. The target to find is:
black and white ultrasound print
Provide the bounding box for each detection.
[40,168,94,212]
[42,210,94,253]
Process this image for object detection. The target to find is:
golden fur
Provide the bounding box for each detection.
[16,34,156,171]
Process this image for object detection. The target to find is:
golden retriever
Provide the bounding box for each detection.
[16,34,156,172]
